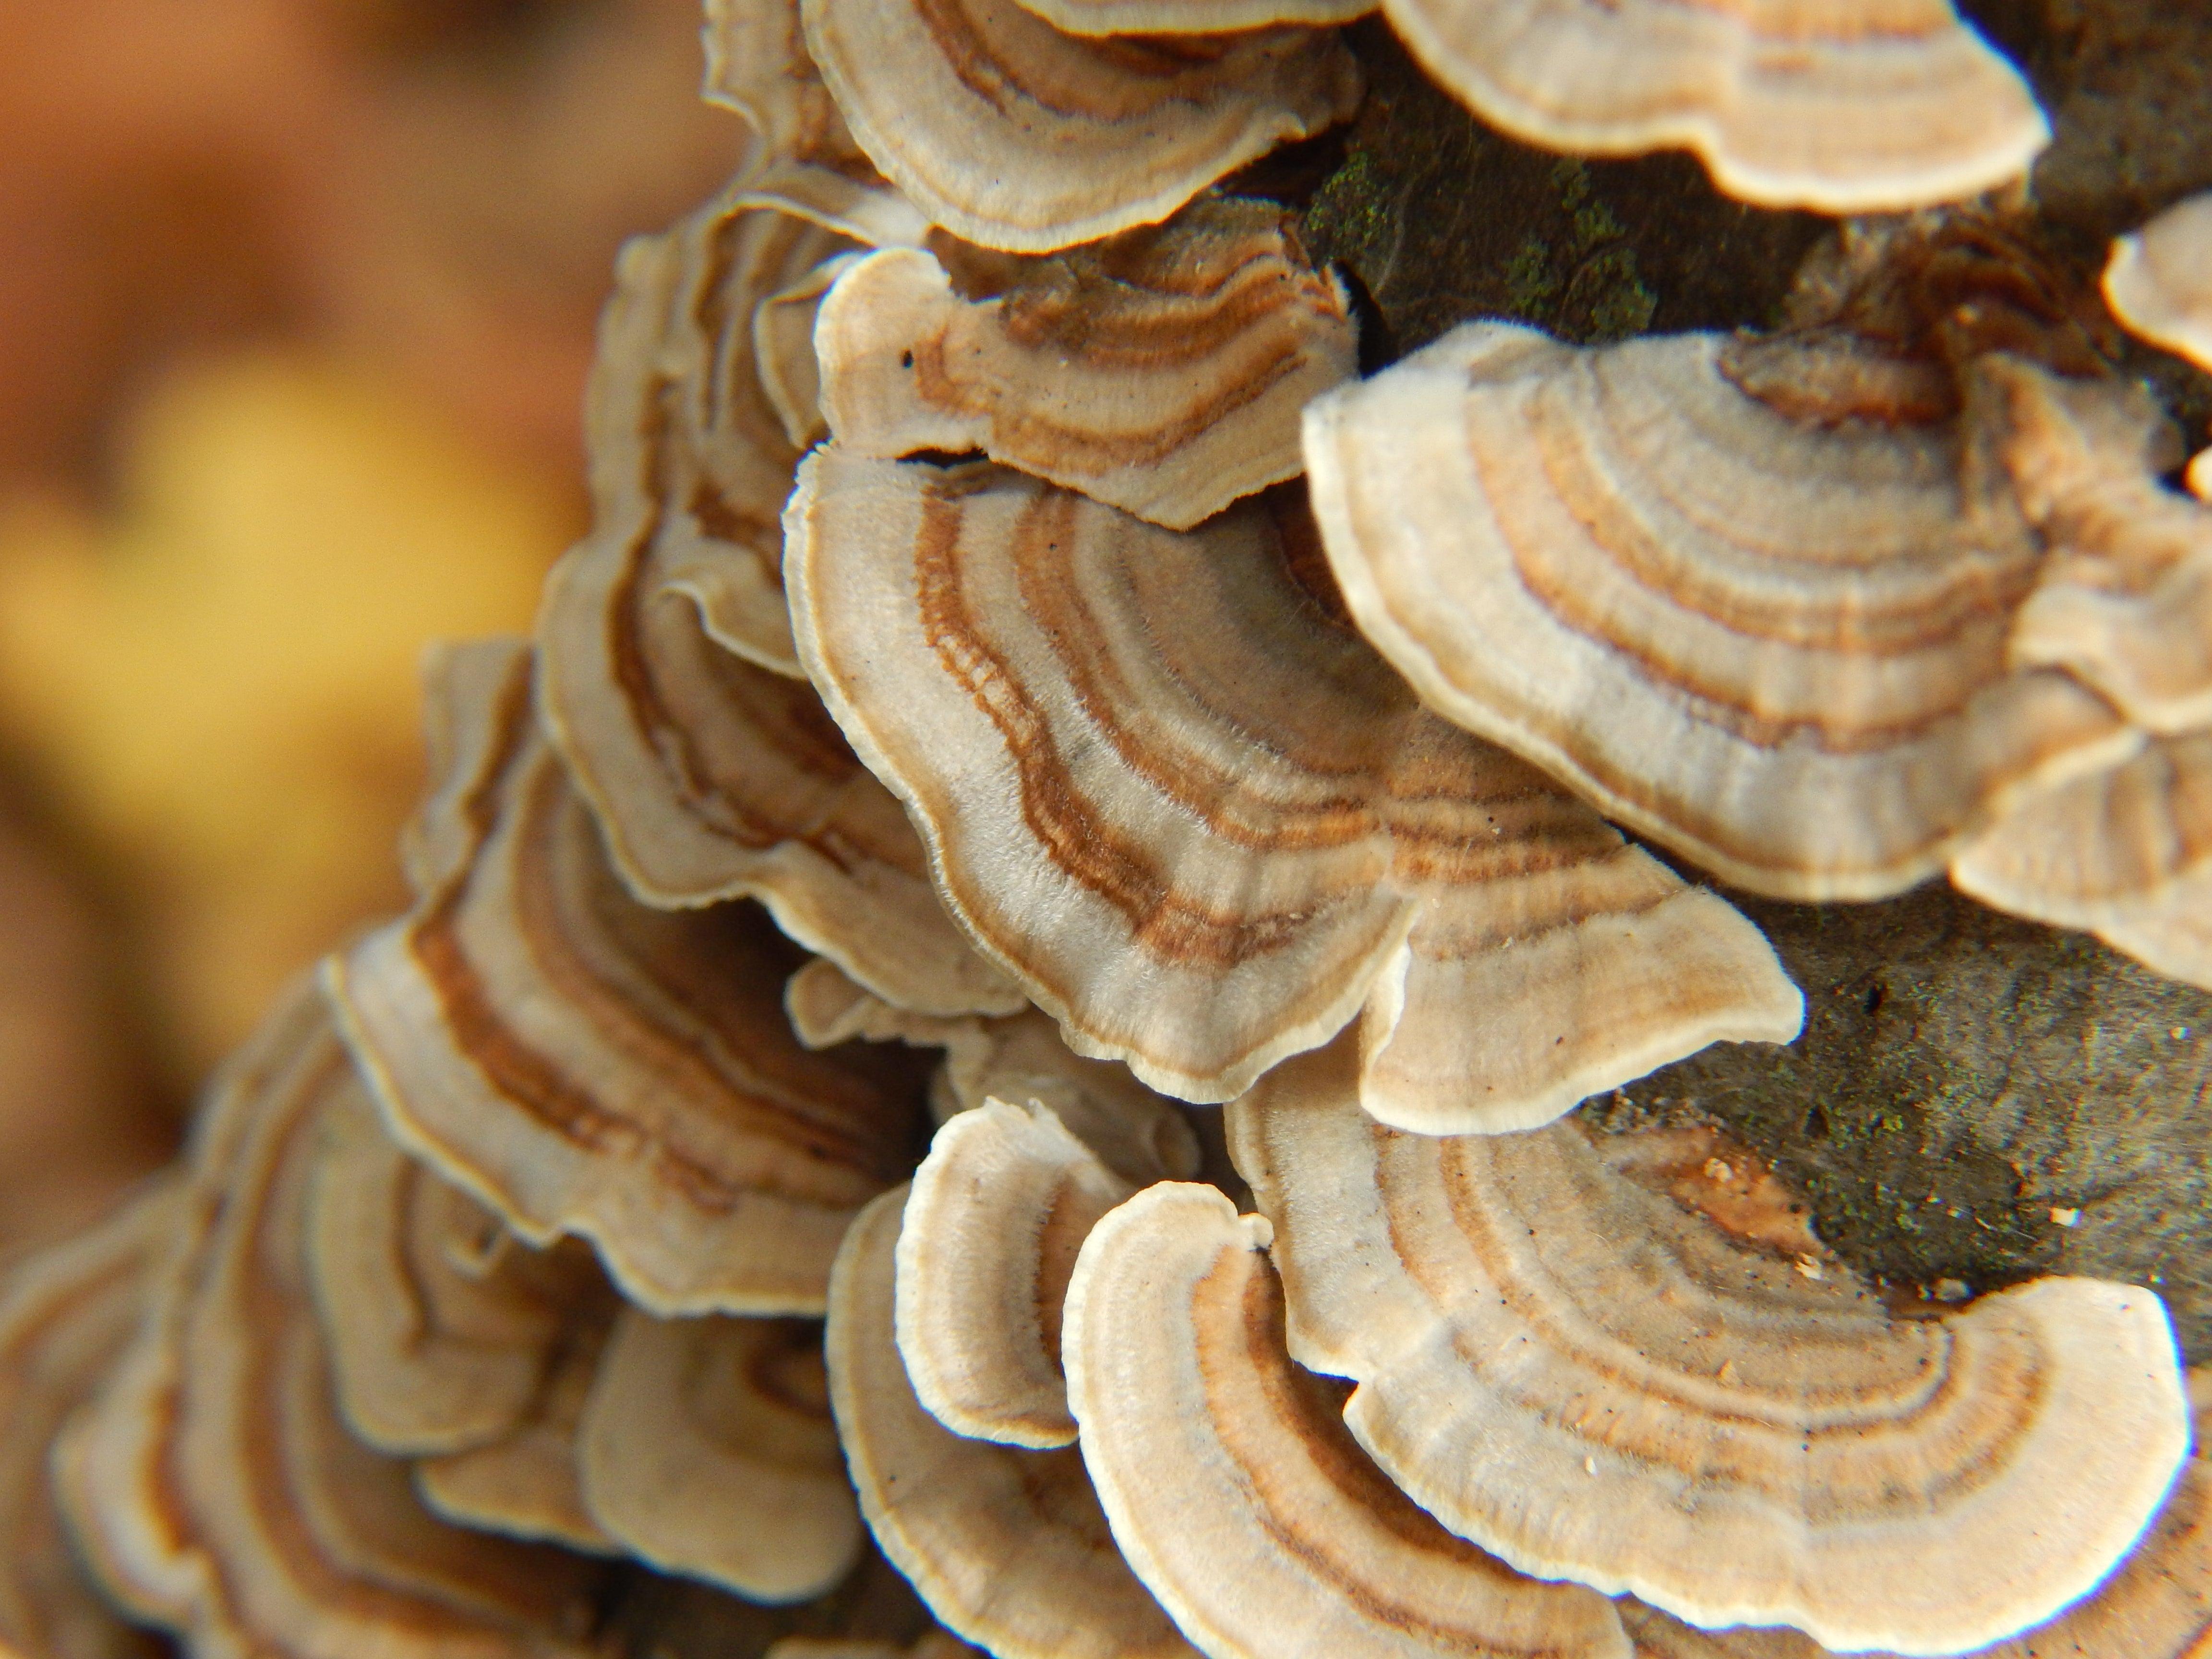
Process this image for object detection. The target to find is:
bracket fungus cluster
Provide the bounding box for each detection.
[13,2,2212,1659]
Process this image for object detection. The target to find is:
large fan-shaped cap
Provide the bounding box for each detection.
[1303,320,2133,901]
[306,1081,614,1459]
[55,983,607,1659]
[826,1186,1202,1659]
[799,0,1359,253]
[815,202,1357,529]
[894,1099,1136,1448]
[1064,1180,1636,1659]
[2104,192,2212,374]
[1378,0,2045,212]
[577,1307,862,1601]
[788,449,1801,1127]
[328,638,928,1317]
[0,1178,179,1659]
[1224,1038,2190,1656]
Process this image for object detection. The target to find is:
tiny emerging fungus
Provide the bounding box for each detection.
[329,638,929,1317]
[893,1099,1137,1448]
[787,449,1802,1129]
[55,984,609,1659]
[1302,320,2133,901]
[1225,1035,2190,1657]
[799,0,1359,252]
[814,200,1357,529]
[825,1186,1201,1659]
[1374,0,2046,213]
[2103,191,2212,375]
[1063,1180,1636,1659]
[577,1307,862,1601]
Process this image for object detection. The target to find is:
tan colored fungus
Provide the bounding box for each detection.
[799,0,1360,253]
[1377,0,2045,212]
[1009,0,1371,30]
[703,0,870,178]
[825,1186,1201,1659]
[1225,1036,2190,1657]
[894,1099,1134,1447]
[1064,1180,1637,1659]
[0,1178,178,1659]
[766,1635,981,1659]
[814,201,1357,529]
[577,1306,862,1601]
[55,983,608,1659]
[787,449,1802,1127]
[2104,192,2212,374]
[1302,321,2133,900]
[786,956,1202,1186]
[329,638,927,1316]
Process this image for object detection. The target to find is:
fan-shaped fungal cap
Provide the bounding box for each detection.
[1377,0,2045,212]
[894,1099,1135,1448]
[1303,320,2133,901]
[1951,732,2212,991]
[1064,1179,1636,1659]
[1007,0,1370,31]
[814,203,1357,529]
[1984,358,2212,735]
[787,957,1202,1186]
[306,1081,614,1458]
[2104,192,2212,373]
[577,1306,861,1601]
[55,983,607,1659]
[1224,1038,2190,1656]
[328,639,927,1316]
[703,0,868,175]
[788,449,1801,1126]
[799,0,1359,253]
[0,1178,178,1659]
[826,1186,1201,1659]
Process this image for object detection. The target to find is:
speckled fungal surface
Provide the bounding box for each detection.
[13,4,2212,1659]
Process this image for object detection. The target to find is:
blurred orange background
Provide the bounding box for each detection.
[0,0,745,1248]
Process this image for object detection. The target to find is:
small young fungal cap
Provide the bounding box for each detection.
[1301,320,2132,901]
[1226,1037,2191,1657]
[2104,192,2212,374]
[577,1308,862,1601]
[800,0,1360,253]
[825,1187,1201,1659]
[814,201,1358,529]
[1375,0,2047,213]
[787,451,1802,1129]
[1062,1180,1635,1659]
[895,1100,1137,1448]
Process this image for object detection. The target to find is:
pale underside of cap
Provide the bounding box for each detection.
[1376,0,2046,212]
[1225,1036,2190,1657]
[0,1176,179,1659]
[815,200,1357,529]
[1302,320,2133,901]
[801,0,1360,253]
[895,1100,1135,1448]
[1064,1180,1637,1659]
[577,1306,862,1601]
[787,447,1802,1128]
[328,641,925,1318]
[2104,192,2212,375]
[825,1187,1202,1659]
[53,984,607,1659]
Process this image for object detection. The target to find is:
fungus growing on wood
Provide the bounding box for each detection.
[894,1100,1136,1448]
[1225,1036,2189,1656]
[55,985,608,1659]
[2104,192,2212,374]
[1302,320,2132,900]
[1063,1180,1636,1659]
[815,200,1357,529]
[1374,0,2045,212]
[577,1307,862,1601]
[825,1186,1201,1659]
[800,0,1359,252]
[787,449,1801,1129]
[329,638,927,1316]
